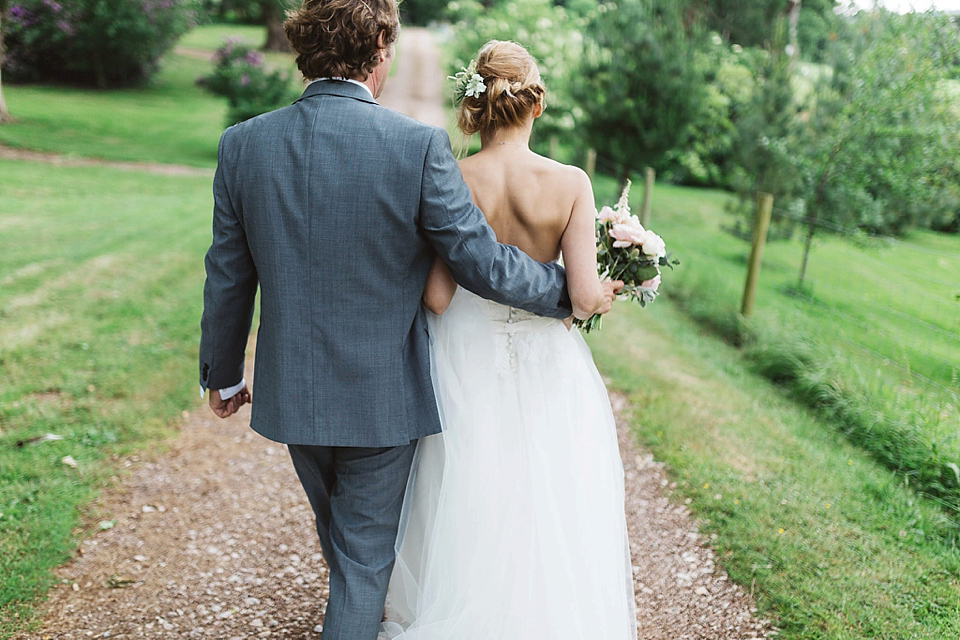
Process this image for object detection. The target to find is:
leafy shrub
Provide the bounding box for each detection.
[198,38,297,125]
[4,0,197,87]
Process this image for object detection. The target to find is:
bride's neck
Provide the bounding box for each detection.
[479,122,533,150]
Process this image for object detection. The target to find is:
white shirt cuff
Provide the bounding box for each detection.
[218,378,247,401]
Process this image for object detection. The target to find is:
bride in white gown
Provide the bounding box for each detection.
[380,40,637,640]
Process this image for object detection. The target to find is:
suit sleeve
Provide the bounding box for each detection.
[418,128,572,319]
[198,130,259,392]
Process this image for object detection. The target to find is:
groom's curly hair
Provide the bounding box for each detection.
[284,0,399,81]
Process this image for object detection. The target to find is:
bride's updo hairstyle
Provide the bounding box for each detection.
[457,40,546,136]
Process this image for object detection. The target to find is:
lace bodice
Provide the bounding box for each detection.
[450,288,561,377]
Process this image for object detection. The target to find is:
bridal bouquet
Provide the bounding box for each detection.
[576,181,677,333]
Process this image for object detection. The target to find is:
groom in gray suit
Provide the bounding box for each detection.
[199,0,613,637]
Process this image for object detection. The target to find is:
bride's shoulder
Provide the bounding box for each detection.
[527,152,587,178]
[533,156,591,194]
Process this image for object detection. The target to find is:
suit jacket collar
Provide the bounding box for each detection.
[295,79,378,105]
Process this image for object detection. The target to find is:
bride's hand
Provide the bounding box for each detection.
[596,279,624,315]
[562,316,574,331]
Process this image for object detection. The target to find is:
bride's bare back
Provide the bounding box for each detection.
[459,146,579,264]
[420,143,603,320]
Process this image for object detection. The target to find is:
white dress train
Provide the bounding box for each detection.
[380,288,637,640]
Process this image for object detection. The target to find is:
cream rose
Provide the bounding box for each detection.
[640,230,666,259]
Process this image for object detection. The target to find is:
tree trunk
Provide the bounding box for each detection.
[798,212,816,288]
[0,77,11,124]
[787,0,801,74]
[262,1,291,53]
[799,164,831,288]
[0,5,11,123]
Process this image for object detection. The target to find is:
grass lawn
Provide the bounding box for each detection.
[178,23,270,51]
[0,159,213,636]
[590,177,960,469]
[588,301,960,638]
[0,25,303,168]
[0,54,225,167]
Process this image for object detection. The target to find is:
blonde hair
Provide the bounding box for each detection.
[457,40,545,136]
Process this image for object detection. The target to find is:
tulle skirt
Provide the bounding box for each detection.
[380,288,637,640]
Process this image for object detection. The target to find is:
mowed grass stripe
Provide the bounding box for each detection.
[0,160,214,634]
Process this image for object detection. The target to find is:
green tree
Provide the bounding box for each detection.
[728,20,803,233]
[400,0,449,26]
[574,0,708,185]
[929,78,960,233]
[693,0,838,58]
[793,10,955,284]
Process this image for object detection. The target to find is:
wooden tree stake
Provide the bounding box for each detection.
[641,167,655,228]
[585,149,597,182]
[741,192,774,317]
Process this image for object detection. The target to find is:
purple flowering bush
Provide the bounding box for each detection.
[199,38,297,125]
[4,0,196,87]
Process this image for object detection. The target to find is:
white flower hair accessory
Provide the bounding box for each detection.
[449,60,486,105]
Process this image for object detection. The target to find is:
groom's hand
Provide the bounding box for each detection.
[597,279,624,315]
[209,385,251,419]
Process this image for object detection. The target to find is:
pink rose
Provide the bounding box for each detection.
[609,216,646,248]
[640,274,661,291]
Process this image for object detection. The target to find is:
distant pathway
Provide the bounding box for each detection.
[378,28,448,129]
[14,28,773,639]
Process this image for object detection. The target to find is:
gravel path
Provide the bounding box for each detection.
[13,388,772,639]
[12,27,774,639]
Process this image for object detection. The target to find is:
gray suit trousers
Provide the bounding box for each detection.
[288,443,417,640]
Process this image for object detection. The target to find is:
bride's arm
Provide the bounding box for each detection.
[423,256,458,314]
[561,170,614,320]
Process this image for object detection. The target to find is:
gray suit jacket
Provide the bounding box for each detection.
[199,80,572,447]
